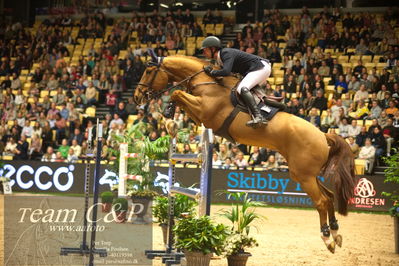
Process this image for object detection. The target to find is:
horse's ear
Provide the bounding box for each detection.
[147,48,158,63]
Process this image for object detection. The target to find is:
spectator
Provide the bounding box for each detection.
[367,100,382,119]
[66,148,79,163]
[353,100,369,119]
[248,146,266,166]
[53,113,66,143]
[321,109,336,132]
[114,102,128,121]
[334,75,348,94]
[318,60,330,77]
[348,76,360,92]
[58,139,70,159]
[369,127,386,159]
[358,138,375,174]
[338,117,350,138]
[14,135,29,160]
[85,81,97,106]
[3,137,17,156]
[54,151,65,162]
[386,100,399,117]
[21,120,33,138]
[312,90,328,112]
[353,84,369,103]
[348,120,361,138]
[68,127,83,145]
[234,152,248,169]
[29,133,42,160]
[212,153,223,168]
[70,139,82,157]
[222,157,234,170]
[347,136,360,157]
[125,97,138,115]
[106,89,118,112]
[382,118,398,156]
[262,155,279,171]
[42,146,56,162]
[306,107,321,128]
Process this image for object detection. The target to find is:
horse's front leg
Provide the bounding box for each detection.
[171,90,203,124]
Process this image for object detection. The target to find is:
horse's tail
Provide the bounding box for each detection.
[321,133,356,216]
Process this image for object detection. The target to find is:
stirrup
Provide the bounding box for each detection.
[246,117,268,128]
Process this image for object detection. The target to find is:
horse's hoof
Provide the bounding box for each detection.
[335,235,343,247]
[327,241,336,254]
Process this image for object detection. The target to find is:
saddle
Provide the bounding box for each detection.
[214,84,286,143]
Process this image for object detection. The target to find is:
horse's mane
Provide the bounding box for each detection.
[169,55,239,85]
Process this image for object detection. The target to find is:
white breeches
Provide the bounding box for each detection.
[237,61,271,94]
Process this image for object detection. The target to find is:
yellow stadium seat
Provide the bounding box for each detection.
[177,50,186,55]
[189,144,197,152]
[127,115,137,124]
[7,120,14,128]
[326,85,335,92]
[373,55,383,63]
[275,77,283,85]
[40,90,49,98]
[361,55,372,63]
[376,62,387,69]
[346,48,356,54]
[186,47,196,56]
[365,62,375,69]
[85,107,96,117]
[338,55,349,63]
[350,55,361,62]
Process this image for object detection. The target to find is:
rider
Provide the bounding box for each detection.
[201,36,271,128]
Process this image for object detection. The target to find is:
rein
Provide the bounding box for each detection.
[136,58,219,102]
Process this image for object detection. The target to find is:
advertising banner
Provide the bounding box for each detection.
[1,161,116,194]
[3,161,394,212]
[152,167,393,212]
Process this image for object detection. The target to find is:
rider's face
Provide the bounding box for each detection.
[202,47,212,59]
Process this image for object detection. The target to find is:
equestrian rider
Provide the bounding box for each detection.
[201,36,271,128]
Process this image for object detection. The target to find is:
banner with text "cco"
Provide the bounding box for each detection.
[1,160,115,194]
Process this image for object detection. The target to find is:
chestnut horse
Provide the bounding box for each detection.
[133,54,356,253]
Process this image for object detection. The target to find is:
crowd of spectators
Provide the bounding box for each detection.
[0,6,398,174]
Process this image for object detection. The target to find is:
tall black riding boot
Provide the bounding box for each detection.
[163,101,176,119]
[240,87,268,128]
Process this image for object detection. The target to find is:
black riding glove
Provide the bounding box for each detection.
[203,65,214,76]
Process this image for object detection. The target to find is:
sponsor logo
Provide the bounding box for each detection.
[350,178,385,208]
[99,169,118,189]
[2,164,75,192]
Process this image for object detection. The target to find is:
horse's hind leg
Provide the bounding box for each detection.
[299,177,336,253]
[317,179,343,248]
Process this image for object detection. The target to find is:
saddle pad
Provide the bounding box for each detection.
[259,102,279,121]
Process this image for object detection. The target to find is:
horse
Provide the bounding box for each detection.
[133,54,356,253]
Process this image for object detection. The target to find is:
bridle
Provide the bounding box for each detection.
[135,57,218,103]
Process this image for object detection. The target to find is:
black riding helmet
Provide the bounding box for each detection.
[200,36,222,50]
